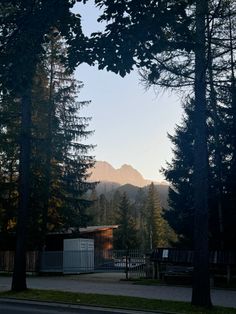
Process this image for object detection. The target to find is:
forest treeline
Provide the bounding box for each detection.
[87,183,176,251]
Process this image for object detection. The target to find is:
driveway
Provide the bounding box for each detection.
[1,273,236,308]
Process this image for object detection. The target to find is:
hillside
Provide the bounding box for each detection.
[89,161,169,208]
[95,182,169,209]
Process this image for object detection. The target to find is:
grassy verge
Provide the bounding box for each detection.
[0,289,236,314]
[132,278,236,290]
[132,278,163,285]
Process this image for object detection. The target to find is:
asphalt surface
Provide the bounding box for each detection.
[0,273,236,308]
[0,299,160,314]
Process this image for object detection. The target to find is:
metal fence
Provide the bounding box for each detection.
[94,249,148,278]
[40,249,149,278]
[40,251,63,273]
[0,249,150,279]
[0,251,39,273]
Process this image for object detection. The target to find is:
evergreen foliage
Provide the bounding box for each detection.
[160,0,236,250]
[0,94,19,235]
[87,183,175,250]
[0,38,95,249]
[162,100,195,247]
[146,183,167,249]
[114,193,139,250]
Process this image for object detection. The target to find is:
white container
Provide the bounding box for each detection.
[63,238,94,274]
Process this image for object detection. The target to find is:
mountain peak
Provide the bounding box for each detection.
[120,164,132,169]
[89,161,152,187]
[119,164,138,172]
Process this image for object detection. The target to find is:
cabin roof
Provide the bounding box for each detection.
[49,225,119,235]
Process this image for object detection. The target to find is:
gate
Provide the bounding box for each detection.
[94,249,148,279]
[40,249,149,279]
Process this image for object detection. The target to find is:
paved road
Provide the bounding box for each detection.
[0,299,161,314]
[1,273,236,308]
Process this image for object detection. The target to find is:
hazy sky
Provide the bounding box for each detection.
[74,2,183,182]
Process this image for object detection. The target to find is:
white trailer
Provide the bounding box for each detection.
[63,238,94,274]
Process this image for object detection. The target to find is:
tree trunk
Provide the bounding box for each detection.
[207,18,224,249]
[11,87,32,291]
[229,8,236,238]
[41,37,55,249]
[191,0,212,307]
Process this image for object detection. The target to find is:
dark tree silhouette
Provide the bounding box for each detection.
[191,0,211,307]
[1,0,89,291]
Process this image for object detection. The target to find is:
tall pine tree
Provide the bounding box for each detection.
[114,193,139,250]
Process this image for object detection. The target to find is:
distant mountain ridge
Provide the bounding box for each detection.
[88,161,169,208]
[89,161,159,187]
[94,182,169,209]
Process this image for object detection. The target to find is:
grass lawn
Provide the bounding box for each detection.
[0,289,236,314]
[133,278,236,290]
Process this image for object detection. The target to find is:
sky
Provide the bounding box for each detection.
[73,2,184,182]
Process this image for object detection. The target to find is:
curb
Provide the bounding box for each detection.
[0,297,180,314]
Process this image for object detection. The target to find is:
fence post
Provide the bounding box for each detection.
[125,250,129,280]
[227,264,231,285]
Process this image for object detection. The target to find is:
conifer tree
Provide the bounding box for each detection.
[114,193,138,250]
[162,100,195,247]
[0,94,19,236]
[145,183,166,250]
[1,0,91,291]
[134,188,147,251]
[87,189,99,225]
[163,91,236,250]
[0,36,95,248]
[29,37,95,241]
